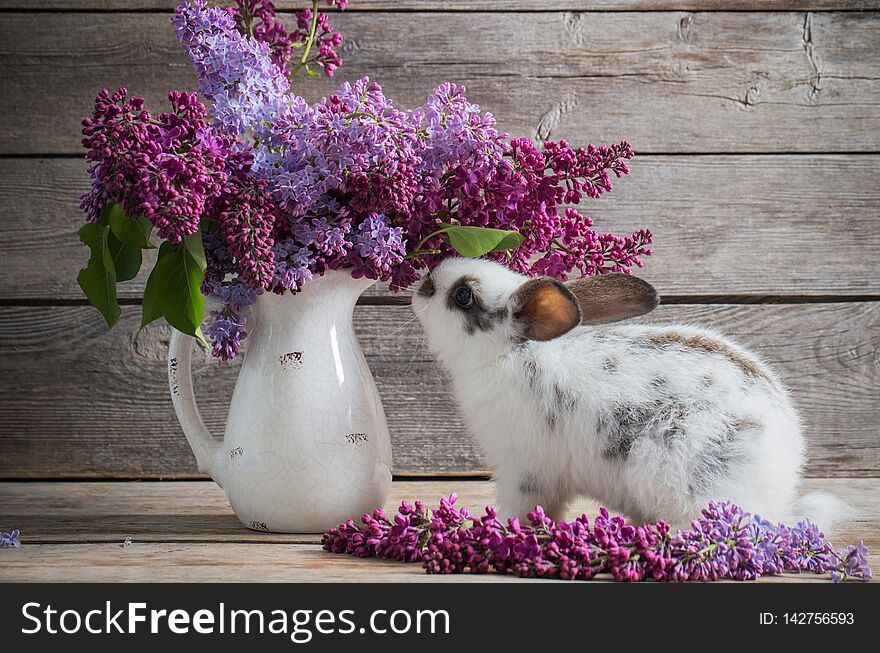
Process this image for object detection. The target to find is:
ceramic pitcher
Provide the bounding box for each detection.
[167,270,393,533]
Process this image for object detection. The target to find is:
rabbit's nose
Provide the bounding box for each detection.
[417,275,435,297]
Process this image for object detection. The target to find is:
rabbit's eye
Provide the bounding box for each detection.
[453,285,475,308]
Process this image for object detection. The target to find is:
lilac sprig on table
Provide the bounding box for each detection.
[77,0,653,361]
[321,496,872,583]
[0,530,21,548]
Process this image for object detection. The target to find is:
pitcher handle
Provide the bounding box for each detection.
[168,330,221,482]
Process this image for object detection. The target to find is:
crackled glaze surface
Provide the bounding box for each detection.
[168,271,393,533]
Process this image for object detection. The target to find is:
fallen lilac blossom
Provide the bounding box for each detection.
[0,530,21,548]
[322,497,872,583]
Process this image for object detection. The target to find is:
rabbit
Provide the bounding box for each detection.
[412,256,846,530]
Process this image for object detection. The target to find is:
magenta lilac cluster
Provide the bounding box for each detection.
[80,0,652,359]
[230,1,347,73]
[322,495,872,583]
[80,88,232,244]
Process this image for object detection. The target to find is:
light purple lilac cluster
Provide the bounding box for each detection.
[322,496,873,583]
[173,1,291,136]
[80,0,652,360]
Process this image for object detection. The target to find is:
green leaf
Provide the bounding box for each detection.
[194,326,208,348]
[306,68,319,77]
[140,273,164,329]
[107,230,142,282]
[108,203,154,249]
[487,231,527,253]
[97,204,113,227]
[144,242,206,339]
[140,244,171,329]
[441,225,525,258]
[183,230,207,271]
[77,223,121,329]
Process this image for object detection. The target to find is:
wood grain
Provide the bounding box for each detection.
[0,542,534,583]
[0,302,876,478]
[0,479,875,582]
[2,478,875,544]
[1,12,879,154]
[3,155,879,300]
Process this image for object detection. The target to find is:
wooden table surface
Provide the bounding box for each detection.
[1,478,876,583]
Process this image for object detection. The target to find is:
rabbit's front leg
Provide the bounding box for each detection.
[495,466,567,522]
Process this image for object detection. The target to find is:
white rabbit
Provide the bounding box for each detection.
[412,257,845,530]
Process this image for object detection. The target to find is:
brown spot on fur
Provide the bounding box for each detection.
[521,352,576,432]
[603,357,619,373]
[519,472,542,496]
[513,278,581,341]
[726,418,762,438]
[523,356,539,389]
[545,384,578,432]
[553,384,578,412]
[601,398,690,460]
[643,332,770,382]
[651,376,667,389]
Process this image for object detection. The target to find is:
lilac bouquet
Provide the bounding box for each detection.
[322,495,872,583]
[77,0,652,359]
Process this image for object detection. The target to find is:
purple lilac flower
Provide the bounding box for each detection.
[80,88,230,243]
[0,530,21,548]
[350,214,406,280]
[203,278,260,360]
[290,5,345,78]
[214,179,279,289]
[173,0,290,136]
[834,541,872,583]
[322,498,872,583]
[273,238,314,292]
[205,310,248,360]
[228,1,295,70]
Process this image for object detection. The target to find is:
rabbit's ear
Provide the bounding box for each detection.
[566,274,659,325]
[511,277,582,341]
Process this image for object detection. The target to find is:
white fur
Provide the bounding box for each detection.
[413,258,840,530]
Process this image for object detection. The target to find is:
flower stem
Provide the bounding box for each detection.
[404,249,441,260]
[290,0,321,79]
[239,2,254,39]
[414,227,452,253]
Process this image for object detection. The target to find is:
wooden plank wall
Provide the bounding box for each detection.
[0,2,877,479]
